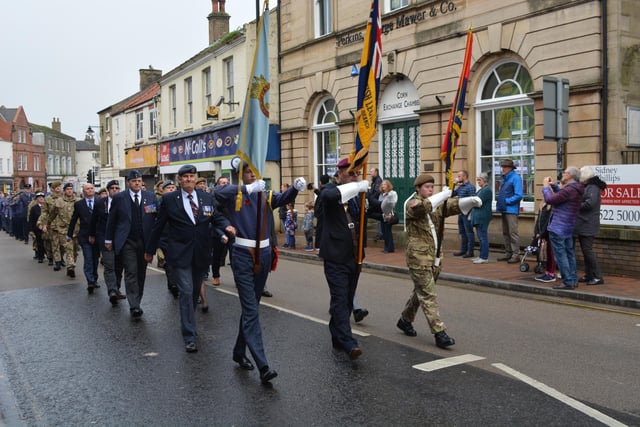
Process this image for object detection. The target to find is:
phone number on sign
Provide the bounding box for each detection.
[600,207,640,225]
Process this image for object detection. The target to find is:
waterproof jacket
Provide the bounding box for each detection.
[543,181,585,238]
[574,176,606,236]
[496,170,523,214]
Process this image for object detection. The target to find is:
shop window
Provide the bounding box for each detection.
[476,61,535,211]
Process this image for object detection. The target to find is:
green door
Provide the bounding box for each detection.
[380,120,421,222]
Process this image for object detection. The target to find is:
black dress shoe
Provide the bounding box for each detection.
[435,331,455,348]
[552,284,576,290]
[131,308,144,318]
[87,282,96,294]
[116,291,126,299]
[396,318,417,337]
[233,355,255,370]
[578,275,588,283]
[201,305,209,313]
[259,366,278,384]
[67,268,75,278]
[587,278,605,285]
[168,285,179,298]
[261,290,273,298]
[462,253,474,258]
[453,250,465,256]
[353,308,369,323]
[109,291,118,306]
[185,342,198,353]
[349,347,362,360]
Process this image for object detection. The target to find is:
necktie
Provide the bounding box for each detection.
[134,193,140,208]
[88,199,93,212]
[188,194,198,220]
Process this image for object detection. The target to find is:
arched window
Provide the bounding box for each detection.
[313,97,340,181]
[475,61,535,211]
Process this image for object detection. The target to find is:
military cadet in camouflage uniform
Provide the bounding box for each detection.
[38,181,63,268]
[39,183,79,276]
[396,173,482,349]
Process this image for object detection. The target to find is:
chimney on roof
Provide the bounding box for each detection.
[139,67,162,91]
[52,117,61,133]
[208,0,230,45]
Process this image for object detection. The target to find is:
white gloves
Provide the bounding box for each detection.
[338,181,369,204]
[245,179,265,195]
[459,196,483,215]
[293,177,307,191]
[427,188,452,210]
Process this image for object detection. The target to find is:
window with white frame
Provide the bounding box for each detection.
[475,61,535,211]
[48,155,53,174]
[315,0,332,38]
[105,117,110,132]
[34,155,40,172]
[61,156,66,175]
[6,159,10,174]
[149,108,157,137]
[385,0,408,12]
[55,156,60,175]
[185,77,193,125]
[0,157,3,173]
[170,85,177,128]
[203,67,212,108]
[224,58,236,112]
[313,97,340,180]
[136,111,144,141]
[67,157,72,175]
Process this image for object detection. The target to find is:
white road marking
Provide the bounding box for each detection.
[492,363,627,427]
[412,354,486,372]
[215,287,370,337]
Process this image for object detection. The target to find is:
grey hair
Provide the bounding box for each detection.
[476,172,490,183]
[580,166,595,182]
[565,166,580,182]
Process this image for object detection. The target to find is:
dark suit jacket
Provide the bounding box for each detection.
[68,198,95,244]
[317,185,365,263]
[146,189,230,270]
[90,197,110,246]
[29,203,42,233]
[105,190,157,255]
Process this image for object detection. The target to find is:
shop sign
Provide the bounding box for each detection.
[595,164,640,227]
[160,126,239,166]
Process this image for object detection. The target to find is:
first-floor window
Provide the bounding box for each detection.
[313,98,340,180]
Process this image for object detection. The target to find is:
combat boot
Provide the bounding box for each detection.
[53,262,61,271]
[435,331,455,348]
[396,318,417,337]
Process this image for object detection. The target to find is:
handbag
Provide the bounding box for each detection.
[387,212,399,225]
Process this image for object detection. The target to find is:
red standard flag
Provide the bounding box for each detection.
[441,28,473,189]
[348,0,382,174]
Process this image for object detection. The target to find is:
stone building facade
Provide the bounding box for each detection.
[277,0,640,277]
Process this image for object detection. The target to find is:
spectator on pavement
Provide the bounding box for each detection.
[496,159,523,264]
[470,172,492,264]
[452,170,476,258]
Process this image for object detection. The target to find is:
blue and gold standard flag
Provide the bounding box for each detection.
[441,28,473,189]
[349,0,382,173]
[237,0,270,180]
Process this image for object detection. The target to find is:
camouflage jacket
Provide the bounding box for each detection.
[37,194,60,229]
[405,195,462,269]
[38,194,78,233]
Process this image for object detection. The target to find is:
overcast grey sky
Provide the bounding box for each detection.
[2,0,275,140]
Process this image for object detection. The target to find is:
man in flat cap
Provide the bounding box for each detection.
[395,173,481,349]
[145,165,234,352]
[214,161,305,383]
[90,179,125,305]
[496,158,523,263]
[105,170,157,318]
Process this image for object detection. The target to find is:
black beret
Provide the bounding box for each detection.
[161,180,175,189]
[24,184,32,189]
[178,164,197,176]
[63,183,74,190]
[106,180,119,189]
[127,170,142,181]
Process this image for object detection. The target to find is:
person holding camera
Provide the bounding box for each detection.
[542,167,584,290]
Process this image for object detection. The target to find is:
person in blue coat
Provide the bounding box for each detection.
[145,165,234,353]
[215,162,304,384]
[496,158,523,263]
[105,170,157,318]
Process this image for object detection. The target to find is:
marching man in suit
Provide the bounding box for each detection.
[68,183,100,293]
[145,165,234,353]
[105,170,157,318]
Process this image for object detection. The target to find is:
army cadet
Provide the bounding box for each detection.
[40,183,79,276]
[395,173,481,348]
[38,181,64,269]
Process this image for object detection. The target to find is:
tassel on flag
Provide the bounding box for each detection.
[441,28,473,189]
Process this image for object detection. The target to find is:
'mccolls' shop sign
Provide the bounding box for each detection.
[336,0,459,47]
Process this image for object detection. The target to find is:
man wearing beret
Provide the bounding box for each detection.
[496,158,523,263]
[105,170,157,318]
[215,161,305,383]
[145,165,234,352]
[39,182,79,274]
[316,157,369,360]
[90,180,125,305]
[395,173,482,348]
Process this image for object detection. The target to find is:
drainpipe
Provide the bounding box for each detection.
[601,0,608,164]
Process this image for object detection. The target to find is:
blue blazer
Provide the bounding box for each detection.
[146,189,230,270]
[105,190,157,255]
[68,199,95,244]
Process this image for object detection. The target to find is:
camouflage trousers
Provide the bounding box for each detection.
[62,237,78,269]
[43,231,53,260]
[49,230,65,263]
[401,266,446,334]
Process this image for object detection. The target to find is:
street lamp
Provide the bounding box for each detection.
[86,125,102,186]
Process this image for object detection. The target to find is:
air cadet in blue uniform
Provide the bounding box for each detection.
[215,162,305,384]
